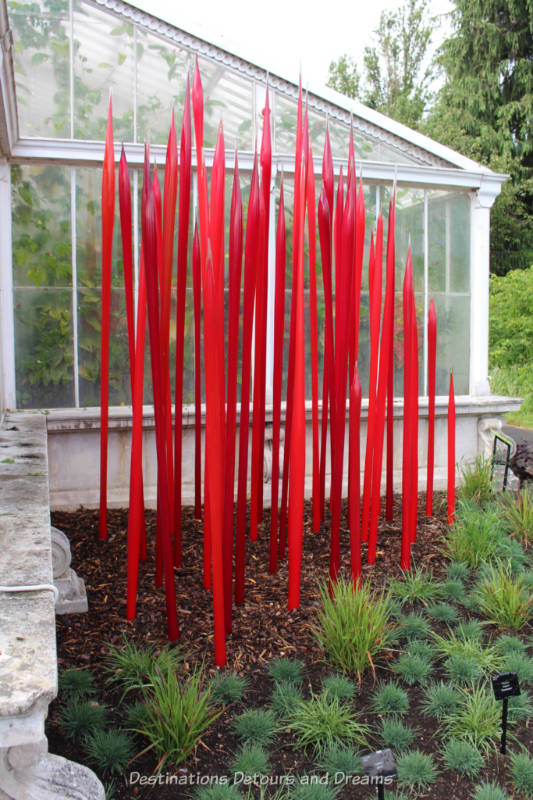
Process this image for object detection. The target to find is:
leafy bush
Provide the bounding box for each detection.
[473,561,533,629]
[321,674,357,701]
[490,266,533,426]
[393,653,432,685]
[59,700,108,742]
[85,730,135,775]
[371,682,409,716]
[137,664,220,769]
[233,709,277,747]
[229,744,269,778]
[421,682,460,719]
[396,750,438,792]
[58,668,96,701]
[390,566,440,607]
[439,684,500,754]
[315,744,361,777]
[509,749,533,797]
[267,657,304,686]
[212,673,249,705]
[314,578,396,679]
[378,716,416,753]
[289,693,369,754]
[458,457,494,505]
[498,487,533,548]
[271,681,303,718]
[441,737,484,778]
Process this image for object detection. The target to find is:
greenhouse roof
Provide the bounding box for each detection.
[0,0,498,178]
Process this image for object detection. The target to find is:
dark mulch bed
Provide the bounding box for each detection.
[47,495,532,799]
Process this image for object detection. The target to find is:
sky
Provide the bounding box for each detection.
[135,0,454,93]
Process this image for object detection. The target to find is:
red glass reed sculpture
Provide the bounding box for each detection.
[401,250,418,569]
[426,298,437,516]
[349,368,362,582]
[307,146,320,533]
[174,76,192,560]
[235,155,260,604]
[319,127,334,520]
[223,153,243,627]
[448,371,456,525]
[99,94,115,541]
[270,177,286,574]
[141,149,179,641]
[202,251,227,666]
[385,190,396,521]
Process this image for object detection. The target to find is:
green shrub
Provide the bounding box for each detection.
[433,630,503,676]
[508,691,533,722]
[59,700,108,742]
[393,653,432,685]
[446,502,505,567]
[493,536,529,574]
[271,681,303,718]
[502,651,533,685]
[473,781,512,800]
[440,579,465,602]
[446,561,470,581]
[444,654,486,684]
[194,785,242,800]
[378,717,416,753]
[396,612,432,641]
[458,457,495,505]
[315,744,361,777]
[84,730,135,775]
[420,682,460,718]
[510,748,533,798]
[371,682,409,716]
[496,635,529,657]
[427,602,460,623]
[456,619,484,642]
[439,684,500,754]
[474,561,533,629]
[440,737,484,778]
[290,780,341,800]
[498,487,533,548]
[405,639,436,663]
[314,578,396,679]
[124,700,149,731]
[233,709,277,747]
[321,674,357,701]
[104,636,183,698]
[136,664,220,769]
[289,693,369,754]
[58,668,96,701]
[390,566,441,607]
[229,744,269,778]
[396,750,438,792]
[212,672,249,705]
[267,657,304,686]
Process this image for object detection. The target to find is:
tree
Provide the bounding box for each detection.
[327,0,436,128]
[425,0,533,275]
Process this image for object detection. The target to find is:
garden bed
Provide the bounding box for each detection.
[47,494,533,800]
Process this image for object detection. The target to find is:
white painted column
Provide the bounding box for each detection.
[0,158,15,412]
[469,182,500,396]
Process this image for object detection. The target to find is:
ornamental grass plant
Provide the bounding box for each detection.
[314,578,396,680]
[473,560,533,629]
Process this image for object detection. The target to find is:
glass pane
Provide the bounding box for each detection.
[11,164,71,288]
[14,287,74,408]
[9,1,70,137]
[433,293,470,396]
[135,29,191,145]
[328,116,379,161]
[197,57,254,150]
[73,0,134,141]
[428,190,470,295]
